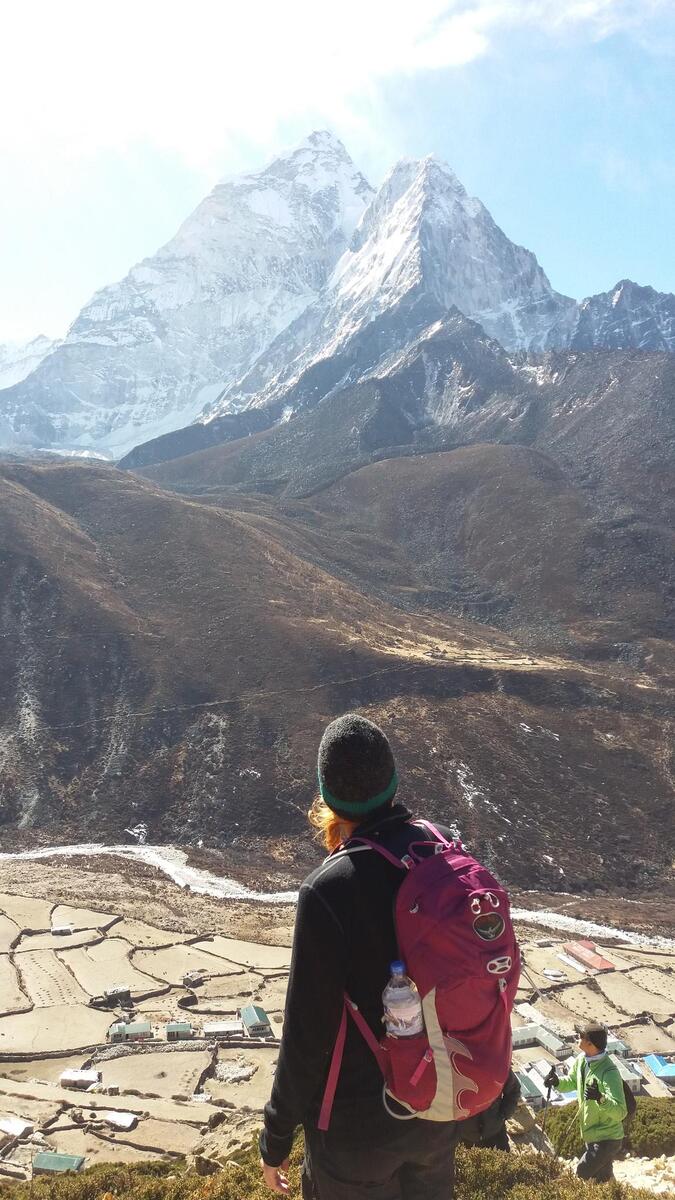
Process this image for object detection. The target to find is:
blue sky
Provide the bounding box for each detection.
[1,0,673,342]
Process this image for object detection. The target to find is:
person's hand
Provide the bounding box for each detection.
[260,1157,290,1193]
[585,1079,602,1102]
[544,1068,559,1088]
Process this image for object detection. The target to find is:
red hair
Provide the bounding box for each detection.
[308,795,358,853]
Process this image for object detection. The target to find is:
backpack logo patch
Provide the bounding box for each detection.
[473,912,505,941]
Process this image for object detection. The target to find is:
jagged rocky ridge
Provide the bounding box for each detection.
[124,155,675,469]
[2,134,674,463]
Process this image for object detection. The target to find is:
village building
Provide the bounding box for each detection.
[104,1111,138,1131]
[607,1036,630,1057]
[59,1069,101,1090]
[241,1004,273,1038]
[511,1023,568,1059]
[514,1072,545,1109]
[610,1054,642,1095]
[521,1068,550,1105]
[562,941,615,972]
[108,1020,152,1043]
[166,1021,195,1041]
[33,1152,85,1175]
[182,970,206,988]
[203,1019,243,1038]
[644,1054,675,1082]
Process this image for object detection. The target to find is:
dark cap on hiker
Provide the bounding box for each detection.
[317,713,398,820]
[579,1023,608,1053]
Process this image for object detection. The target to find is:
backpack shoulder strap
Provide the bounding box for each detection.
[345,837,409,869]
[412,818,451,845]
[318,994,387,1131]
[335,818,451,871]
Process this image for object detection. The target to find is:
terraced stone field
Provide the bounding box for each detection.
[0,859,673,1181]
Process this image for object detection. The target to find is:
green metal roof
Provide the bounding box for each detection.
[515,1072,542,1098]
[241,1004,270,1026]
[33,1152,85,1173]
[167,1021,192,1032]
[111,1020,151,1035]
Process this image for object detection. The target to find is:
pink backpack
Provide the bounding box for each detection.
[319,819,520,1129]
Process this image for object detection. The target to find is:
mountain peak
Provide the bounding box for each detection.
[0,134,374,457]
[418,154,464,188]
[304,129,350,154]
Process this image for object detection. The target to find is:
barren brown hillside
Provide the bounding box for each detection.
[0,458,672,895]
[207,442,671,660]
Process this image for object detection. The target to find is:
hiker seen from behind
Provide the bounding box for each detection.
[259,712,520,1198]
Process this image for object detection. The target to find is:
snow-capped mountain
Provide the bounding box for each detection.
[200,155,674,437]
[3,134,674,463]
[0,335,59,390]
[0,132,373,458]
[570,279,675,352]
[203,157,577,420]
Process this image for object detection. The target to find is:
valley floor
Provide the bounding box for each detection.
[0,852,673,1185]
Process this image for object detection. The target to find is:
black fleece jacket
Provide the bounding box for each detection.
[260,803,454,1167]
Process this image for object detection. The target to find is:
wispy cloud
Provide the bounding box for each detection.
[2,1,672,174]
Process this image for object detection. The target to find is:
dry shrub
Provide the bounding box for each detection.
[0,1137,660,1200]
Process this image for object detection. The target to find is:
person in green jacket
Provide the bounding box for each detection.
[545,1023,627,1182]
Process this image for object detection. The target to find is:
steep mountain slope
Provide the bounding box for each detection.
[0,459,672,893]
[139,310,674,664]
[0,335,59,390]
[0,133,372,458]
[203,158,575,421]
[572,280,675,352]
[3,135,673,466]
[141,308,675,525]
[126,154,674,471]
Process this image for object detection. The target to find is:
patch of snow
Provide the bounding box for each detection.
[37,447,112,461]
[0,335,59,389]
[1,846,673,952]
[0,844,297,903]
[454,761,512,825]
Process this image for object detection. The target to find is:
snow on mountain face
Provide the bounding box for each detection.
[571,279,675,352]
[334,157,577,352]
[3,134,674,464]
[205,155,577,421]
[0,132,373,458]
[0,335,59,389]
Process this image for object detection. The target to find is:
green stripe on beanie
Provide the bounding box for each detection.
[317,713,398,818]
[319,769,399,815]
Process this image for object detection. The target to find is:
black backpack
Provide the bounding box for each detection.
[622,1080,637,1121]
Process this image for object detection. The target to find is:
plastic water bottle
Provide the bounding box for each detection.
[382,960,424,1036]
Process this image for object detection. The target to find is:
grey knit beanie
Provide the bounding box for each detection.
[317,713,398,820]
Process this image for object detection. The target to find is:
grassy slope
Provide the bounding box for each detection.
[544,1096,675,1160]
[0,1139,659,1200]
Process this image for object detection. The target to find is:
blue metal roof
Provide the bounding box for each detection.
[645,1054,675,1078]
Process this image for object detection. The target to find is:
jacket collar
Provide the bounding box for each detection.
[351,802,413,841]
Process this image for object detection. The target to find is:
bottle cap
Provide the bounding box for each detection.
[390,960,406,974]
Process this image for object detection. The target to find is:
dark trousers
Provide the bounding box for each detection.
[302,1120,457,1200]
[577,1139,623,1182]
[480,1126,510,1152]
